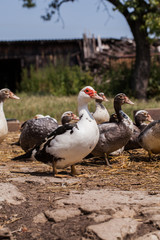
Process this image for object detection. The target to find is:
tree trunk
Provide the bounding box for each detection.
[133,32,150,99]
[107,0,151,99]
[128,21,151,99]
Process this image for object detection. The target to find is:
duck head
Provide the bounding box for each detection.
[113,93,134,121]
[114,93,134,106]
[96,92,108,103]
[135,110,153,126]
[0,88,20,102]
[61,111,79,125]
[78,86,103,104]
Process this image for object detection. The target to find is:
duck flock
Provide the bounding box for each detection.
[0,86,159,176]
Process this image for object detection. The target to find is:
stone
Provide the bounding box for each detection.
[44,207,81,223]
[89,214,111,223]
[135,231,160,240]
[85,218,139,240]
[147,215,160,228]
[57,189,160,210]
[33,213,47,224]
[113,205,137,218]
[141,207,160,217]
[0,183,25,204]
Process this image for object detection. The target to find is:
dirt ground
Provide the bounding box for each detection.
[0,132,160,240]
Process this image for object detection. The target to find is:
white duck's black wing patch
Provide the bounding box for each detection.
[45,122,78,140]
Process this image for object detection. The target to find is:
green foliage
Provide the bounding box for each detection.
[95,63,133,97]
[112,0,160,37]
[147,61,160,99]
[20,60,160,100]
[20,63,134,97]
[144,12,160,36]
[5,91,160,122]
[22,0,36,8]
[21,0,160,36]
[20,64,94,96]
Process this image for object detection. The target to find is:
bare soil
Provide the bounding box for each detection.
[0,132,160,240]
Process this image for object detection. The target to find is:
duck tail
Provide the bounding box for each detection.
[12,150,33,161]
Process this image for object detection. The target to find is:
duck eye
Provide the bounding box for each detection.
[85,89,89,93]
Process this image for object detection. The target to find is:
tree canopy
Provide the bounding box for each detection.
[21,0,160,37]
[21,0,160,99]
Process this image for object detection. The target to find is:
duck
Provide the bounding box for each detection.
[17,111,79,152]
[138,117,160,160]
[0,88,20,143]
[60,111,79,126]
[134,110,153,131]
[92,92,109,124]
[12,86,103,176]
[91,93,134,166]
[125,110,153,150]
[34,114,57,122]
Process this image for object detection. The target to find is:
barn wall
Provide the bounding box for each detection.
[0,39,83,91]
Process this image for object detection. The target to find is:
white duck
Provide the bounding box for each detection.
[92,92,109,124]
[0,88,20,143]
[12,86,103,175]
[16,111,79,152]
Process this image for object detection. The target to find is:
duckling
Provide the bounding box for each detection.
[0,88,20,143]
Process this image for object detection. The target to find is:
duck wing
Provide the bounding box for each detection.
[20,117,58,152]
[12,123,78,162]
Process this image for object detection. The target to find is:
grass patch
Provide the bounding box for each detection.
[4,93,160,123]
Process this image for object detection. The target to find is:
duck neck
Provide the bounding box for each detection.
[0,101,8,138]
[114,101,122,121]
[0,101,4,116]
[135,118,142,127]
[0,101,7,126]
[78,101,93,121]
[96,102,105,110]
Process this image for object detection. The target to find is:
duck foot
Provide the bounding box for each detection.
[52,161,58,176]
[104,154,112,167]
[148,151,153,161]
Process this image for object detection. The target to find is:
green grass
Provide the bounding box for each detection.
[4,92,160,123]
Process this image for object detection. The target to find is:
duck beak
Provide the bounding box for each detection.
[102,95,109,102]
[9,91,20,100]
[147,114,153,122]
[124,97,134,105]
[72,113,79,121]
[91,92,103,101]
